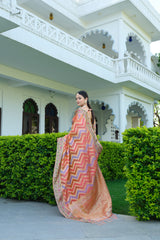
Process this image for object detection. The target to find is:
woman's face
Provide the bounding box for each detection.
[76,93,87,107]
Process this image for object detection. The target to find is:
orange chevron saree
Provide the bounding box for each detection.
[53,108,113,223]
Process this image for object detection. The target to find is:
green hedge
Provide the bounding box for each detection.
[123,127,160,221]
[0,133,66,205]
[99,141,126,180]
[0,133,125,204]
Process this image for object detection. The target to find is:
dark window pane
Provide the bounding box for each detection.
[51,118,56,133]
[22,99,39,135]
[95,117,98,135]
[45,103,57,117]
[23,99,38,114]
[45,103,58,133]
[31,115,39,134]
[45,117,50,133]
[23,113,30,134]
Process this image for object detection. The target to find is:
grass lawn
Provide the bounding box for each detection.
[107,179,130,215]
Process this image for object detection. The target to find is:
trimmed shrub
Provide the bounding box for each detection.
[123,127,160,221]
[99,141,126,180]
[0,133,125,204]
[0,133,66,205]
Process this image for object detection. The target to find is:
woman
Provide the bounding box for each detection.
[53,90,113,223]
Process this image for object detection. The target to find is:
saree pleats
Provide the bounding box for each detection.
[53,108,112,222]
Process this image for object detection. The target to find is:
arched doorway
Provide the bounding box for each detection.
[45,103,58,133]
[126,102,147,129]
[22,98,39,134]
[91,101,119,142]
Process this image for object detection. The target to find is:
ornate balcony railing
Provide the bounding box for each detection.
[115,57,160,87]
[0,0,21,15]
[0,0,114,69]
[21,11,114,69]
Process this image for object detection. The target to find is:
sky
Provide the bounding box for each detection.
[149,0,160,54]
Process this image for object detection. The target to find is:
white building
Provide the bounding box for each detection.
[0,0,160,142]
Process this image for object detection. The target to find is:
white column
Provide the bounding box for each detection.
[118,19,126,59]
[2,88,22,136]
[10,0,19,14]
[119,92,126,142]
[147,102,154,127]
[11,0,17,8]
[146,44,152,69]
[117,19,127,74]
[39,102,45,134]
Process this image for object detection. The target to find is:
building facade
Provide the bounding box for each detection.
[0,0,160,142]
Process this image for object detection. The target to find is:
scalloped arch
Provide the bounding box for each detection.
[126,32,146,59]
[45,103,58,116]
[90,100,117,135]
[80,29,117,55]
[23,98,39,114]
[80,29,113,42]
[127,101,148,122]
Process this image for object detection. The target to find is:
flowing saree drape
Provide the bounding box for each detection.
[53,108,112,222]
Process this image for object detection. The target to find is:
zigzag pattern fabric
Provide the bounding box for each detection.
[53,108,112,223]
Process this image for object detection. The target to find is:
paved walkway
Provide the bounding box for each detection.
[0,198,160,240]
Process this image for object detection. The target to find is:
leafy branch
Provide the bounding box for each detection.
[154,101,160,127]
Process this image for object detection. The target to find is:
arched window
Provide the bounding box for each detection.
[115,130,119,140]
[95,117,98,135]
[22,98,39,134]
[45,103,58,133]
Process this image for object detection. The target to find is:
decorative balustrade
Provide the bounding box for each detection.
[0,0,21,14]
[115,57,160,85]
[21,10,114,69]
[0,1,114,69]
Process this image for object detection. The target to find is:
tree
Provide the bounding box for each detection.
[154,101,160,127]
[153,54,160,127]
[157,53,160,68]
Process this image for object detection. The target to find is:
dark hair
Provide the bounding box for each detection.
[77,90,95,124]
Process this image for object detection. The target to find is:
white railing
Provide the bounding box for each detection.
[0,1,114,69]
[0,0,21,14]
[21,10,114,69]
[115,57,160,84]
